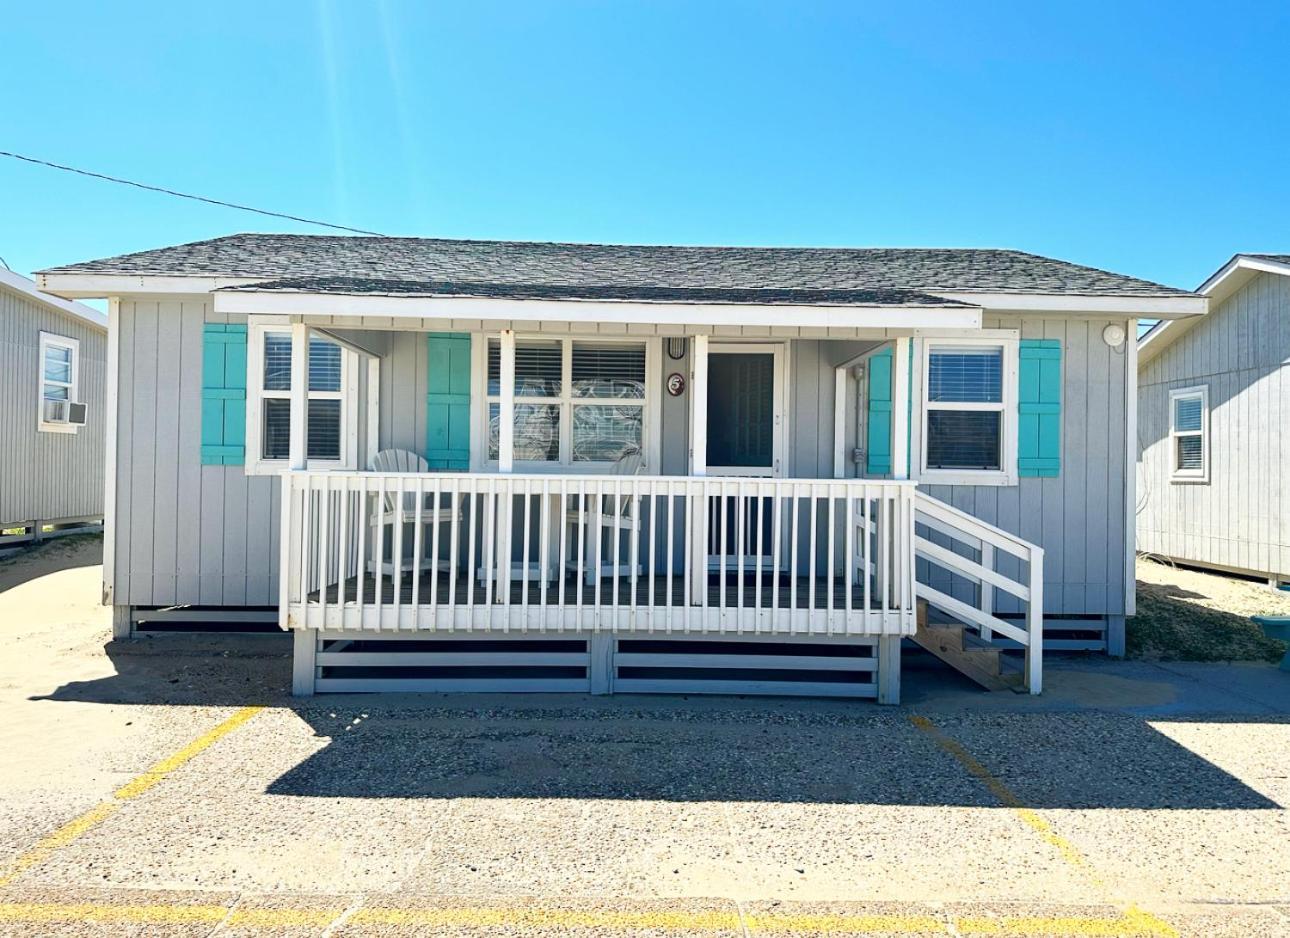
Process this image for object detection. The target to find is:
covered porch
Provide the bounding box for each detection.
[212,290,1042,700]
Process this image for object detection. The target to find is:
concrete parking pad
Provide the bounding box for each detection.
[2,540,1289,935]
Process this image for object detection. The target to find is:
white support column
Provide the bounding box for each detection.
[292,628,317,697]
[288,321,314,696]
[111,604,133,640]
[499,329,515,473]
[833,366,848,479]
[588,634,614,695]
[366,356,380,470]
[876,636,901,704]
[288,321,310,471]
[891,336,911,480]
[689,335,708,475]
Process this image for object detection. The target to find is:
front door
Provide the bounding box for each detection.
[703,344,785,570]
[705,344,784,477]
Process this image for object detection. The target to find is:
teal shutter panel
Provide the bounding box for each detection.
[865,347,893,476]
[426,333,472,470]
[1018,339,1061,477]
[201,323,247,465]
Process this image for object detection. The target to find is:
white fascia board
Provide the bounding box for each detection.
[212,289,985,330]
[1139,255,1290,365]
[933,291,1207,318]
[0,269,108,329]
[36,272,260,298]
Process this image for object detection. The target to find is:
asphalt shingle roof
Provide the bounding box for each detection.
[42,233,1195,302]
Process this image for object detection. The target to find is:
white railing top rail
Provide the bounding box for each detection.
[286,470,919,488]
[914,491,1042,564]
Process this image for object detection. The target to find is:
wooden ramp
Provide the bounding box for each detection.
[911,600,1023,692]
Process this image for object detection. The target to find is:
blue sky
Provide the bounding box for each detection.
[3,0,1287,292]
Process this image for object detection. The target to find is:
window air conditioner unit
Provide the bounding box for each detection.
[68,402,88,426]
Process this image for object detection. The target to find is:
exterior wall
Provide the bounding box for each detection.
[1138,272,1290,578]
[110,297,279,607]
[0,283,106,526]
[110,301,1133,618]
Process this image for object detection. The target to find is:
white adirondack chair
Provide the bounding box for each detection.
[368,449,461,576]
[565,445,645,585]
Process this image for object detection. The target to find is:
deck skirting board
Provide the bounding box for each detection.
[297,630,887,700]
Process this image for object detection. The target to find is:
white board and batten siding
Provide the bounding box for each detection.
[0,281,106,527]
[1138,271,1290,579]
[109,299,1133,624]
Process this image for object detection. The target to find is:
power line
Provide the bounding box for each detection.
[0,150,387,237]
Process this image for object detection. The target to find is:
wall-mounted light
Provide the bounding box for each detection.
[1102,324,1126,348]
[666,337,687,360]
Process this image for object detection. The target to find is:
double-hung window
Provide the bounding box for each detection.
[247,326,355,472]
[1169,386,1208,483]
[919,338,1018,485]
[485,337,651,468]
[38,332,79,433]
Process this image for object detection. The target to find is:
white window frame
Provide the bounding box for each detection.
[479,335,660,472]
[245,323,359,475]
[1169,385,1209,484]
[915,335,1019,487]
[37,331,81,434]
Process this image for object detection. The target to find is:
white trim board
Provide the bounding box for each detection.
[208,289,984,330]
[0,269,107,329]
[934,291,1206,317]
[1139,255,1290,365]
[36,272,260,298]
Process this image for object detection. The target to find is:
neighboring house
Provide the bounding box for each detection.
[38,236,1205,700]
[0,269,107,544]
[1138,254,1290,584]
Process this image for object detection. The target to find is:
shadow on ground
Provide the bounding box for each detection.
[0,533,103,593]
[30,634,1286,812]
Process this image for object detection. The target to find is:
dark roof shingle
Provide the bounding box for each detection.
[41,233,1195,301]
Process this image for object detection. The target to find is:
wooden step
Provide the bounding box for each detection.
[913,600,1021,692]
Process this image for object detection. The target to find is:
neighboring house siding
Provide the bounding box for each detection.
[109,300,1132,618]
[1138,272,1290,578]
[0,283,106,526]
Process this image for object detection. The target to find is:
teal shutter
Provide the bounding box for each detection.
[201,323,247,465]
[865,347,893,476]
[1018,339,1061,477]
[425,333,472,470]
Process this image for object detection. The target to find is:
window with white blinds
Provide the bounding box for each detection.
[250,326,354,469]
[38,332,79,432]
[486,337,649,466]
[924,344,1006,472]
[1169,386,1208,482]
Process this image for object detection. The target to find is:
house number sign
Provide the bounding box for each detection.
[666,372,686,396]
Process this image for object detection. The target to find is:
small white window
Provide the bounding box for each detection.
[38,332,80,434]
[1169,386,1208,483]
[483,337,651,469]
[246,326,356,473]
[917,337,1018,486]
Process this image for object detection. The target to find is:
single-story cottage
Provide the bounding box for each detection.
[37,235,1206,700]
[1,269,107,544]
[1138,253,1289,583]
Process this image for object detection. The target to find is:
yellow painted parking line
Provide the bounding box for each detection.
[0,899,1182,935]
[0,705,263,887]
[908,715,1178,938]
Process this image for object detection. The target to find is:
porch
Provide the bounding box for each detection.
[255,315,1043,701]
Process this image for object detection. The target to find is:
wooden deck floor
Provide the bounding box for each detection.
[310,569,887,611]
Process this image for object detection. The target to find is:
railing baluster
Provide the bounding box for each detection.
[540,479,550,625]
[355,479,366,614]
[789,490,799,625]
[629,480,639,621]
[429,478,441,615]
[411,476,424,619]
[521,487,531,615]
[718,487,727,614]
[337,475,349,611]
[825,484,835,630]
[771,490,781,630]
[879,490,890,613]
[483,486,494,610]
[557,478,568,616]
[446,482,459,614]
[808,485,818,625]
[844,490,854,629]
[318,475,330,626]
[862,485,871,633]
[392,475,404,628]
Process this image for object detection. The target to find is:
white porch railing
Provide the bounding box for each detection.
[280,471,917,637]
[912,492,1045,694]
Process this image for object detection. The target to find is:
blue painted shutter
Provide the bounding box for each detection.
[201,323,247,465]
[865,347,893,476]
[1018,339,1061,477]
[425,333,472,470]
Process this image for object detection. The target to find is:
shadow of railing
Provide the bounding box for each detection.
[30,635,1286,810]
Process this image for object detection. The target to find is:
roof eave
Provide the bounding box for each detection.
[933,291,1206,317]
[0,269,107,329]
[212,288,985,331]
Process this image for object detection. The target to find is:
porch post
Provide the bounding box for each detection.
[499,329,515,473]
[288,320,310,471]
[891,336,911,480]
[689,335,708,475]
